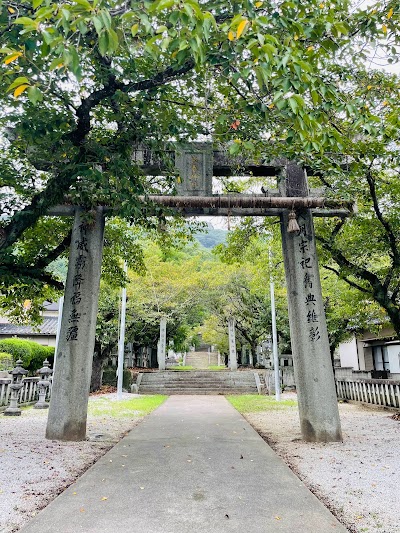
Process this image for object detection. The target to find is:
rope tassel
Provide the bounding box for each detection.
[287,210,300,233]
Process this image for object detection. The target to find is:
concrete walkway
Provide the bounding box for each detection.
[21,396,347,533]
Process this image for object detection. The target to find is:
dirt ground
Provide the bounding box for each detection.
[244,394,400,533]
[1,394,399,533]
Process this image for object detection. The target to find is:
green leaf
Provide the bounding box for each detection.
[14,17,36,26]
[7,76,30,92]
[93,16,103,36]
[151,0,175,12]
[100,9,112,31]
[243,141,255,150]
[107,29,119,53]
[73,0,92,9]
[131,23,139,37]
[98,31,109,56]
[288,97,298,113]
[33,0,44,8]
[229,142,241,155]
[27,86,43,105]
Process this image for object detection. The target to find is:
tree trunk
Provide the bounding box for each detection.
[90,353,104,392]
[90,343,113,392]
[250,343,257,367]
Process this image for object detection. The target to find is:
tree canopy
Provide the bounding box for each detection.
[1,0,400,344]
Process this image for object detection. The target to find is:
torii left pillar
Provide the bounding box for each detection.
[46,207,105,441]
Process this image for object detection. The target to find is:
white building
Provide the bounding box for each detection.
[338,327,400,380]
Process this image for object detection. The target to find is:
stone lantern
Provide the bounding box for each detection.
[4,359,28,416]
[34,359,53,409]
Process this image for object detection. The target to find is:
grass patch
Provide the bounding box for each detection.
[88,395,167,418]
[226,395,297,413]
[170,365,194,371]
[208,365,227,370]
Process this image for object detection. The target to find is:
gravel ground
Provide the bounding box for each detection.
[244,394,400,533]
[0,393,142,533]
[1,393,399,533]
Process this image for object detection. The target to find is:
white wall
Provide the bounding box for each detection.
[339,336,359,369]
[387,344,400,374]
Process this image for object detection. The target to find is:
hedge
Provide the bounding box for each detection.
[0,339,55,374]
[0,352,13,371]
[102,367,131,390]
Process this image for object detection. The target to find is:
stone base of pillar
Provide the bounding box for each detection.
[34,402,49,409]
[4,408,21,416]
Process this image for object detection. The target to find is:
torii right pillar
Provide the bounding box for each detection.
[279,163,342,442]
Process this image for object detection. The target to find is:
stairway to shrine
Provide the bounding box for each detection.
[137,370,259,395]
[185,349,218,369]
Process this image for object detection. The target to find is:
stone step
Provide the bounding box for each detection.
[140,371,255,377]
[140,389,257,396]
[140,379,256,383]
[140,383,257,389]
[138,370,259,395]
[139,370,254,380]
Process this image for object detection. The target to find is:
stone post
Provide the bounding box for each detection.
[158,317,167,370]
[241,345,247,365]
[228,318,237,371]
[279,164,342,442]
[46,207,105,441]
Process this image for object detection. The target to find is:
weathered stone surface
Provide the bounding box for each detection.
[175,143,213,196]
[280,165,342,442]
[46,207,105,441]
[158,317,167,371]
[228,318,238,371]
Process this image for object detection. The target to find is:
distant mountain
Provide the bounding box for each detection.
[195,227,227,249]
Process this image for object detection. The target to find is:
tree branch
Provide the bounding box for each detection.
[365,169,400,270]
[66,59,195,146]
[322,264,370,294]
[0,169,77,252]
[36,230,72,269]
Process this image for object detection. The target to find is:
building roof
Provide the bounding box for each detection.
[43,301,59,311]
[0,317,58,336]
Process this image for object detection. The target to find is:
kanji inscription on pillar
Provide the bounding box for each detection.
[296,216,322,343]
[175,143,213,196]
[66,223,88,342]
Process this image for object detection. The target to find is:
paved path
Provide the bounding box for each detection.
[21,396,347,532]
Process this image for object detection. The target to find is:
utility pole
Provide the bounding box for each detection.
[117,262,128,400]
[270,277,281,401]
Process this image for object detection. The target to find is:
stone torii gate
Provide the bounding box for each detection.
[46,144,352,443]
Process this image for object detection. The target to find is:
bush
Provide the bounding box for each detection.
[102,366,117,387]
[102,367,132,391]
[0,352,13,371]
[0,338,55,374]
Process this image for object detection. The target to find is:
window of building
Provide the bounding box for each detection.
[372,345,390,371]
